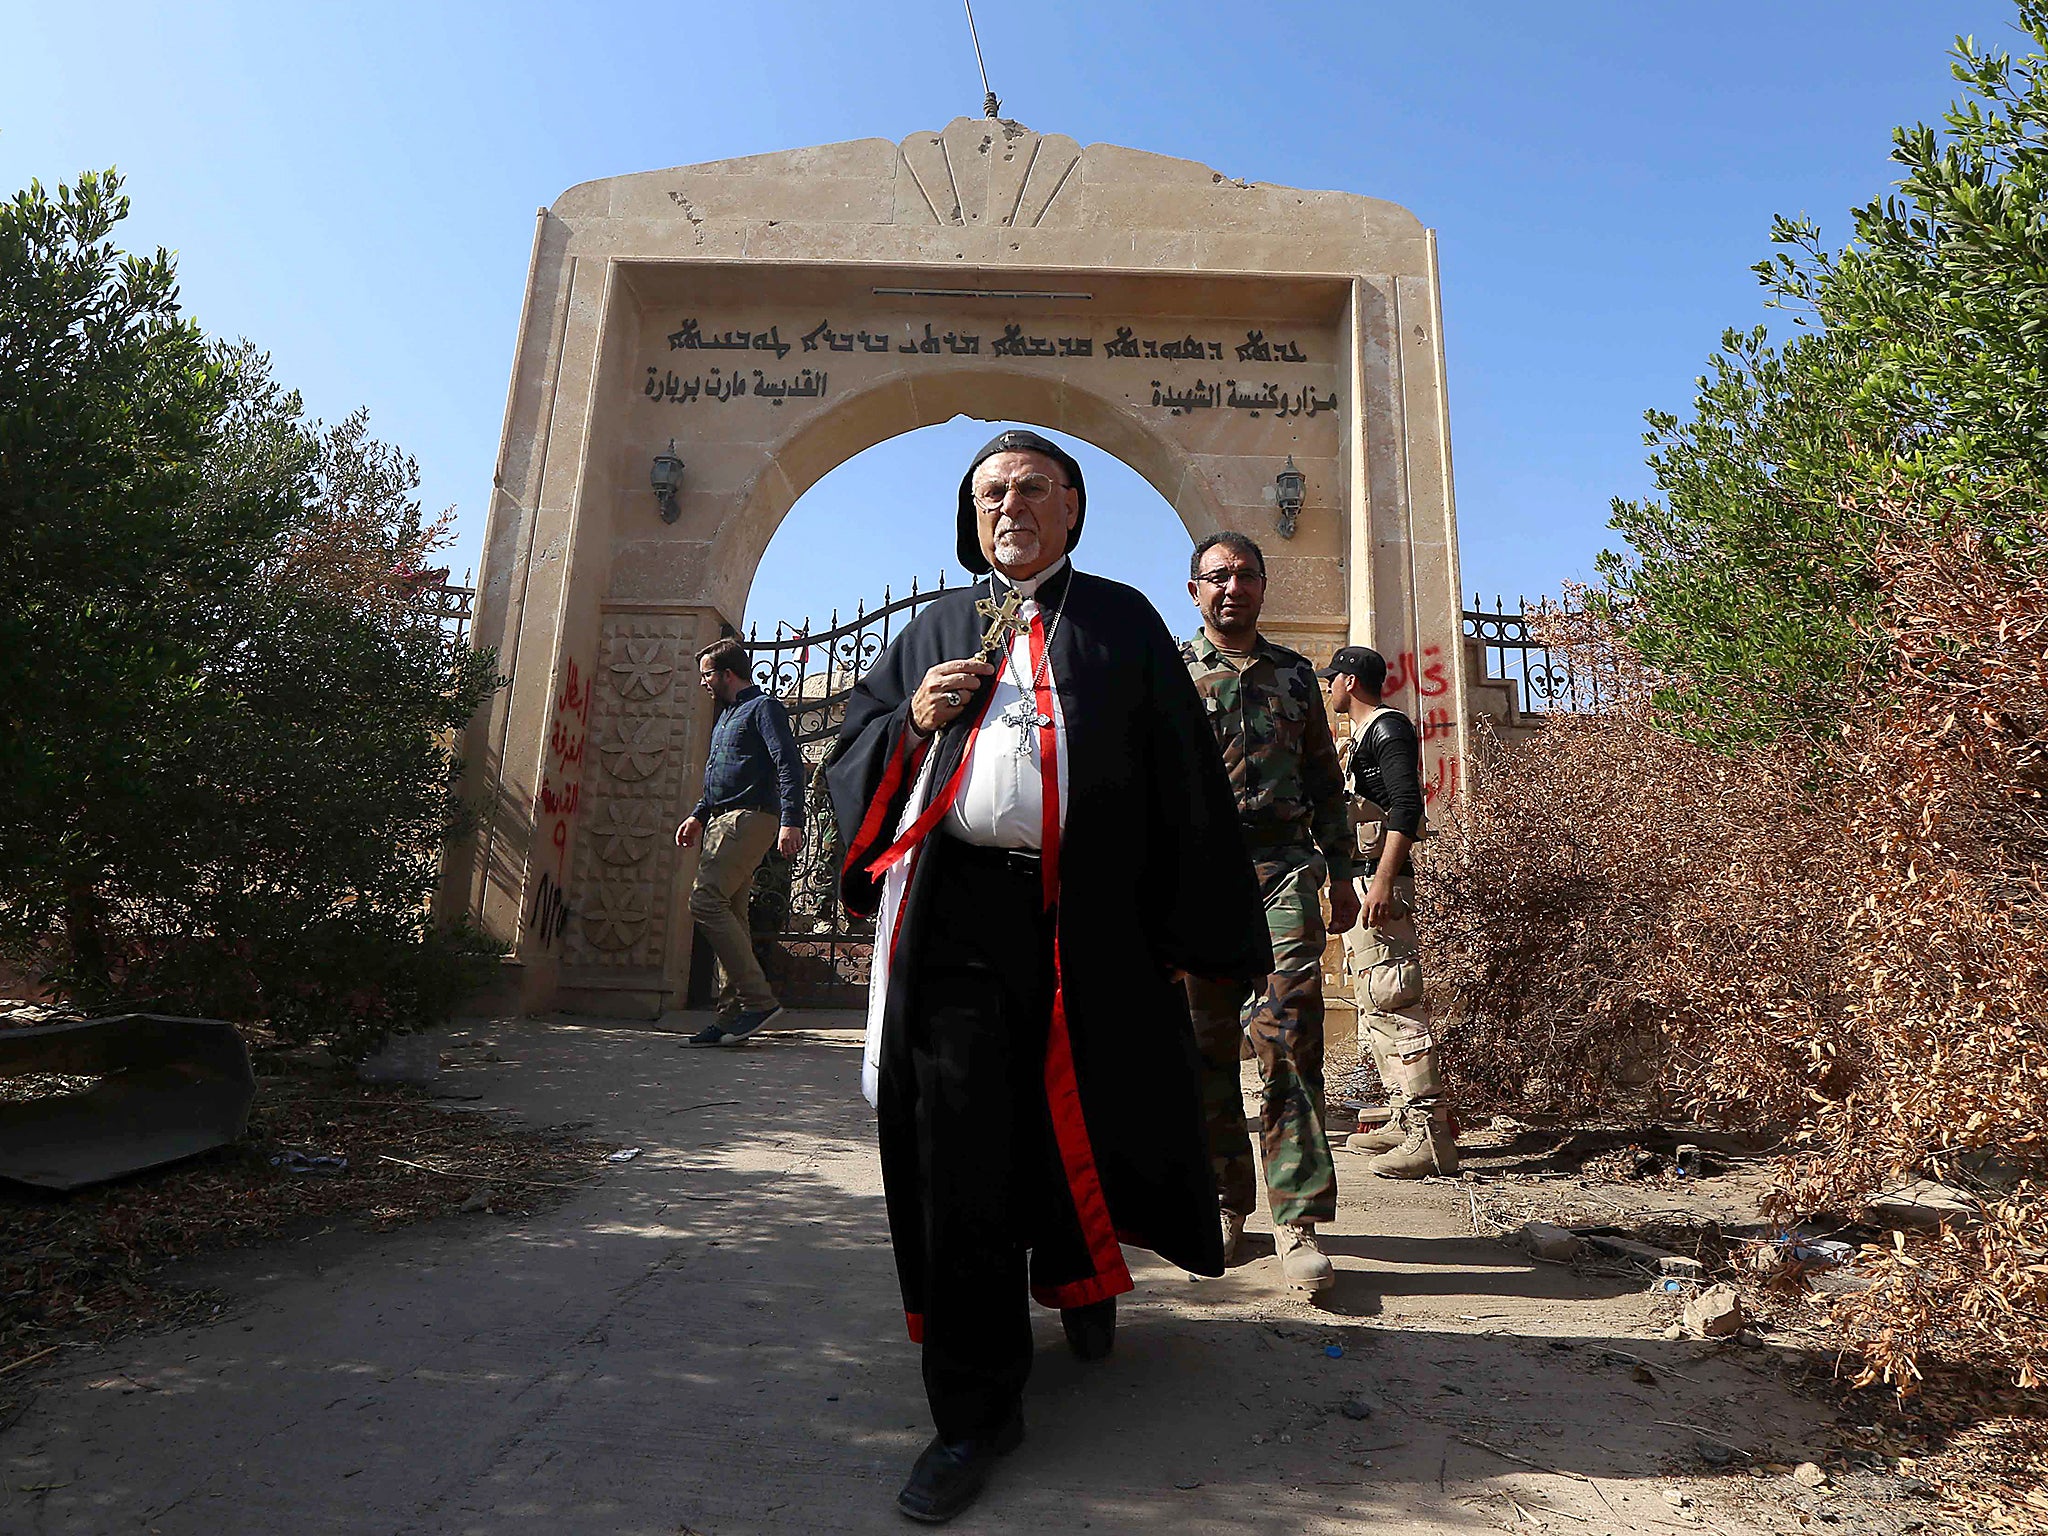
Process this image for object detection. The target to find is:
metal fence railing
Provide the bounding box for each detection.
[1462,594,1611,716]
[738,576,953,1005]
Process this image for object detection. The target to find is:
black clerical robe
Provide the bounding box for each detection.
[827,564,1272,1328]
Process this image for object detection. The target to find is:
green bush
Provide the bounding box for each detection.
[1603,1,2048,747]
[0,170,500,1054]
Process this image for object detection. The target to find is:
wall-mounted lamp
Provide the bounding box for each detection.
[651,439,685,524]
[1274,455,1305,539]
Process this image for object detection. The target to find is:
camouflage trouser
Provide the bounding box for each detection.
[1341,873,1439,1107]
[1186,849,1338,1228]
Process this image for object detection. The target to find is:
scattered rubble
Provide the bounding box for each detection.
[1454,1119,2047,1525]
[1683,1284,1746,1339]
[1865,1177,1977,1232]
[269,1149,348,1177]
[1585,1231,1687,1269]
[355,1033,443,1088]
[1519,1221,1583,1263]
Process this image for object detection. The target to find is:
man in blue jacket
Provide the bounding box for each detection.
[675,639,804,1044]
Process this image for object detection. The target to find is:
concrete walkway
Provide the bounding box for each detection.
[2,1015,1855,1535]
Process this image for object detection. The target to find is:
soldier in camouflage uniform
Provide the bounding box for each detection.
[1180,532,1359,1294]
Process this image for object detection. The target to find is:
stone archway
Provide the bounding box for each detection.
[439,119,1469,1018]
[708,368,1229,624]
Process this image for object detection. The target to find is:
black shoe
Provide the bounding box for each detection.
[720,1005,785,1044]
[895,1412,1024,1525]
[683,1024,728,1047]
[1060,1297,1116,1362]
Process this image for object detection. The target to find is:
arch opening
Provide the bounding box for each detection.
[706,367,1232,629]
[743,417,1206,647]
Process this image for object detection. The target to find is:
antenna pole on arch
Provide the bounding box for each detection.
[964,0,1001,118]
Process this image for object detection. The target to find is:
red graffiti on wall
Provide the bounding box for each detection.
[1422,749,1463,808]
[1418,706,1457,741]
[1381,645,1449,699]
[534,659,592,886]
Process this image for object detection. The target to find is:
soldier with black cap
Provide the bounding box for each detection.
[826,429,1270,1524]
[1318,644,1458,1178]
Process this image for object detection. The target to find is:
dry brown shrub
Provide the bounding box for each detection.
[1425,492,2048,1391]
[1424,643,1859,1130]
[1792,507,2048,1391]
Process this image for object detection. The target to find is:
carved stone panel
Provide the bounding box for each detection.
[565,614,700,971]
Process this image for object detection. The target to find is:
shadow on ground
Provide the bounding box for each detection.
[0,1015,1908,1536]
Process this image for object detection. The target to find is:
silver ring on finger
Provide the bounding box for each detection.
[942,690,962,708]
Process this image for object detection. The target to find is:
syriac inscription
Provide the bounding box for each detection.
[641,320,1337,419]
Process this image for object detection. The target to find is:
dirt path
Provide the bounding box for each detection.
[0,1015,1930,1534]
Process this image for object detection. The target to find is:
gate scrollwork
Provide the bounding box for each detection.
[740,575,951,1006]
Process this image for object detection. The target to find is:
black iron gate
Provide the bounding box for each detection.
[1462,593,1612,716]
[741,576,951,1007]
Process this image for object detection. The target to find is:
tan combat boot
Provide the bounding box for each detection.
[1275,1223,1335,1293]
[1220,1207,1246,1265]
[1344,1100,1407,1155]
[1367,1106,1459,1179]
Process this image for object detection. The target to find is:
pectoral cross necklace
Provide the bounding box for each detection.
[982,573,1066,765]
[998,698,1052,760]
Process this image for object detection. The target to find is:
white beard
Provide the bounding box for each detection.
[993,527,1042,568]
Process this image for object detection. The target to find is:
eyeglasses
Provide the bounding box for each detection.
[1194,566,1265,588]
[973,472,1069,510]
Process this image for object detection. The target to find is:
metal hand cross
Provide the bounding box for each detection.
[975,590,1026,658]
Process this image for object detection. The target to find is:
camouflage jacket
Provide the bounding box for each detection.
[1180,629,1353,881]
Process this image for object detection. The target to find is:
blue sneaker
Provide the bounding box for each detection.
[720,1006,785,1044]
[684,1024,729,1047]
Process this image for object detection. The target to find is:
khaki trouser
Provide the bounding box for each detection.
[689,809,780,1015]
[1341,873,1440,1106]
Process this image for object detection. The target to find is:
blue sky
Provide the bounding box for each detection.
[4,1,2024,634]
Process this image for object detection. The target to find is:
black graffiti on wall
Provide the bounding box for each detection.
[527,872,571,948]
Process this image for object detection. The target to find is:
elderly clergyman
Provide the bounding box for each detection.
[826,429,1270,1524]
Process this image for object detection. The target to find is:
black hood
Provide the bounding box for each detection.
[955,428,1087,575]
